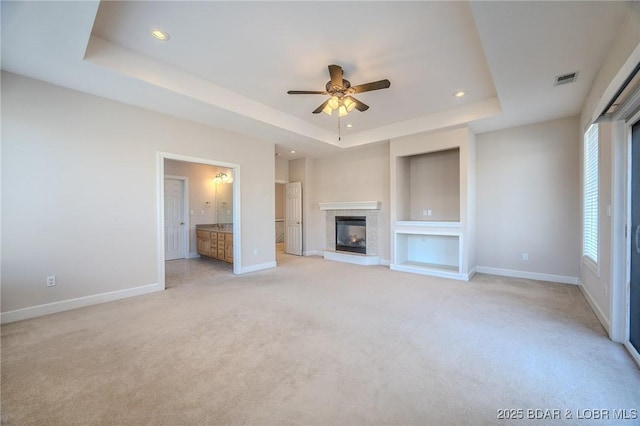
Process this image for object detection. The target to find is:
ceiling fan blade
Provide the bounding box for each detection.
[351,79,391,93]
[287,90,327,95]
[350,97,369,112]
[328,64,343,88]
[312,99,330,114]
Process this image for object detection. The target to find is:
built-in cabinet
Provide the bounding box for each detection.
[197,229,234,263]
[390,127,476,280]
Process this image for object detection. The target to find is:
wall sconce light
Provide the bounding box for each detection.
[213,172,229,184]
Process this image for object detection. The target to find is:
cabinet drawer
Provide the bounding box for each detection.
[197,230,210,239]
[210,239,218,249]
[217,249,225,258]
[217,233,225,240]
[225,233,233,242]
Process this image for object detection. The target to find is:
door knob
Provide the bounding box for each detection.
[635,225,640,254]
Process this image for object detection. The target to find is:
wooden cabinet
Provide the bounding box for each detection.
[196,229,233,263]
[197,230,211,256]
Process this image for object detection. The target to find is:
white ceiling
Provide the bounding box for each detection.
[1,1,634,159]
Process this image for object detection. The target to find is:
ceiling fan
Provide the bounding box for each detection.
[287,64,391,116]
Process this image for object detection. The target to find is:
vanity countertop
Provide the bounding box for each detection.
[196,224,233,233]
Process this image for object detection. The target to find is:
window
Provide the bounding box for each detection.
[583,123,598,264]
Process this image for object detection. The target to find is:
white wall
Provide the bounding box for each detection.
[476,116,580,281]
[307,142,391,261]
[1,72,275,316]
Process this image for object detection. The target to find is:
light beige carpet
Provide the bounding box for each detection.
[2,251,639,425]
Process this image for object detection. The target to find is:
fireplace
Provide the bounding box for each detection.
[335,216,366,254]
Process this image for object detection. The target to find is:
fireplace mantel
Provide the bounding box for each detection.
[319,201,381,211]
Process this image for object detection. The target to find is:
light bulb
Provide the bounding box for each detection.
[338,105,348,117]
[343,97,356,112]
[328,96,340,109]
[322,104,333,115]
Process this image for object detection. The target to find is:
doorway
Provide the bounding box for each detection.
[158,152,241,289]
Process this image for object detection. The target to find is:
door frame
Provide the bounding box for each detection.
[164,175,189,260]
[157,152,242,289]
[624,111,640,366]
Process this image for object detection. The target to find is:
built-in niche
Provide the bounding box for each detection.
[390,127,475,280]
[407,148,460,221]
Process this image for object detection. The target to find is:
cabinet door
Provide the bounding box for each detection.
[225,242,234,262]
[197,237,209,256]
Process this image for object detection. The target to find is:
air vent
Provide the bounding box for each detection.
[554,71,578,86]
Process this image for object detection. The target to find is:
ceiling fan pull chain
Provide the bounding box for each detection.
[338,116,341,141]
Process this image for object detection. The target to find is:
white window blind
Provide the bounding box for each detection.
[583,123,598,264]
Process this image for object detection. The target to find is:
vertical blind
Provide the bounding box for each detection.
[583,123,599,264]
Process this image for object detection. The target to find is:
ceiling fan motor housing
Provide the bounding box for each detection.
[326,79,351,95]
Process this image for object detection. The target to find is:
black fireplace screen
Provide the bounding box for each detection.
[336,216,366,254]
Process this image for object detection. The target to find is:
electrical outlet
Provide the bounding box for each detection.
[253,249,259,256]
[46,276,56,287]
[522,253,529,261]
[422,209,433,217]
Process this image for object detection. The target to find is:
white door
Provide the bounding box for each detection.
[164,178,185,260]
[285,182,303,256]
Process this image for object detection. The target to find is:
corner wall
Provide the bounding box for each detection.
[1,72,276,319]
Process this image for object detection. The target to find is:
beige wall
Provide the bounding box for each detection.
[577,3,639,340]
[1,72,275,314]
[275,183,285,220]
[409,148,460,221]
[476,116,580,279]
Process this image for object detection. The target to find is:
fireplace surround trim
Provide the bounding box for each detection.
[319,201,381,211]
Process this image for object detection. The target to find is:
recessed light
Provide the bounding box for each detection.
[453,91,466,98]
[346,124,353,128]
[151,28,170,41]
[290,150,296,154]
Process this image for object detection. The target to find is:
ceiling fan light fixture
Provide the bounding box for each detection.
[338,105,348,117]
[343,97,356,112]
[328,96,340,109]
[322,104,333,115]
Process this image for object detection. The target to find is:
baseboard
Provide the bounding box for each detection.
[578,280,611,334]
[238,261,276,274]
[624,341,640,369]
[304,250,324,257]
[476,266,578,285]
[188,252,200,259]
[0,282,163,324]
[380,258,391,266]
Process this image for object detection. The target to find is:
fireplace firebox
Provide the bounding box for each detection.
[335,216,366,254]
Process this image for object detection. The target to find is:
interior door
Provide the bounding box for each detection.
[164,178,185,260]
[285,182,303,256]
[630,121,640,353]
